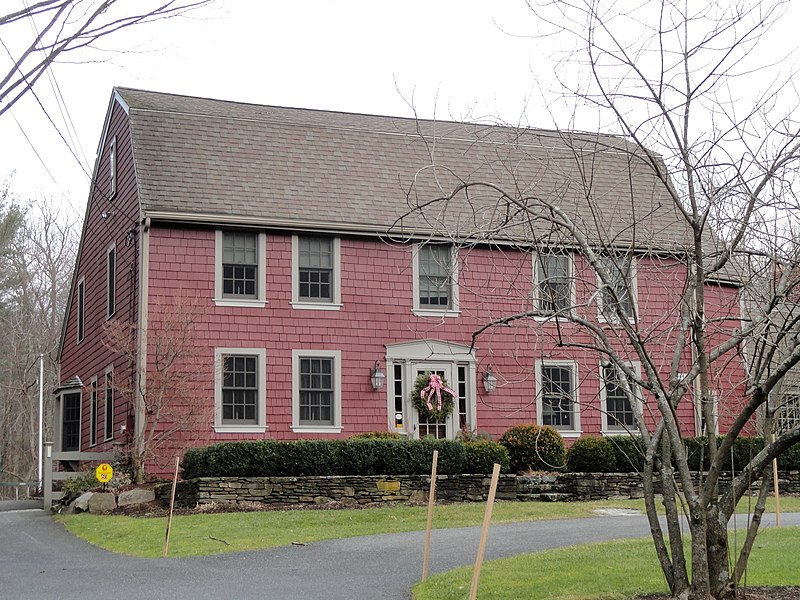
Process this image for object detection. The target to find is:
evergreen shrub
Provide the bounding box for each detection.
[498,424,566,473]
[566,436,617,473]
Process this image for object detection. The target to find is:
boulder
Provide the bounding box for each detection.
[72,492,93,512]
[88,492,116,514]
[118,487,155,507]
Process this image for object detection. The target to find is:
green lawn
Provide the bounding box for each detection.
[412,527,800,600]
[57,496,799,559]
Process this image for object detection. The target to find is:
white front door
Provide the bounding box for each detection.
[413,363,455,439]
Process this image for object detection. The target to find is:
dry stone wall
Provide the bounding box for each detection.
[162,470,800,507]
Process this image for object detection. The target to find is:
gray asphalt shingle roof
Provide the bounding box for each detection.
[117,87,689,250]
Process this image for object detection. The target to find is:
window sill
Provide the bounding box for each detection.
[214,424,267,434]
[412,308,461,318]
[533,313,574,322]
[291,302,343,311]
[291,426,343,434]
[550,430,582,438]
[214,298,268,308]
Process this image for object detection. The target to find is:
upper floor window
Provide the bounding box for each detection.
[601,363,637,432]
[537,361,580,435]
[214,230,266,307]
[599,253,636,321]
[214,347,267,433]
[109,136,117,199]
[535,253,571,315]
[107,243,116,318]
[413,243,459,316]
[77,278,85,343]
[291,235,341,309]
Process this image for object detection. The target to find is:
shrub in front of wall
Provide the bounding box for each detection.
[566,436,617,473]
[499,424,566,473]
[777,441,800,470]
[464,440,510,473]
[605,435,645,472]
[181,437,499,478]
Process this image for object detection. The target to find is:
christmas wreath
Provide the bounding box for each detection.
[410,373,456,421]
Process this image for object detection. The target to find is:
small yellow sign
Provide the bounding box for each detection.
[95,463,114,483]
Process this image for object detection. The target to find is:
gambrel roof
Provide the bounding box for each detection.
[116,87,689,251]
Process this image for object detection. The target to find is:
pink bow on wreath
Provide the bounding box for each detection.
[421,374,456,412]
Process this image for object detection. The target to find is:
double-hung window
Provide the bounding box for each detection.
[214,348,267,433]
[107,243,116,318]
[292,350,342,432]
[109,136,117,199]
[599,254,635,321]
[215,230,266,306]
[602,363,636,432]
[77,278,85,343]
[537,361,580,434]
[535,253,571,315]
[413,243,459,315]
[777,391,800,433]
[104,368,114,441]
[292,236,341,309]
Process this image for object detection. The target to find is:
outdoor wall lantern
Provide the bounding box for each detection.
[371,361,386,390]
[483,368,497,393]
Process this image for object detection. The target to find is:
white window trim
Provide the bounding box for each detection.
[214,347,267,433]
[291,235,342,310]
[597,254,638,324]
[90,376,98,447]
[412,243,460,317]
[107,241,116,319]
[533,252,574,320]
[775,388,800,433]
[536,359,581,437]
[104,365,114,441]
[214,230,267,308]
[291,349,342,433]
[600,361,641,434]
[109,136,117,200]
[76,277,85,344]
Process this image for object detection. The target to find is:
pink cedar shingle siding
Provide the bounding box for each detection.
[59,99,140,451]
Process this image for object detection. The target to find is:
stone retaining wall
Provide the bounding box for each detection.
[161,470,800,507]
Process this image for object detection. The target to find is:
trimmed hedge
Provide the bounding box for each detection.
[181,438,510,479]
[566,436,617,473]
[499,424,566,473]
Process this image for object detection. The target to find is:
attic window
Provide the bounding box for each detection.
[109,136,117,199]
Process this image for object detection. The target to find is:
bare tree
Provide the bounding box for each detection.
[395,2,800,598]
[0,0,213,118]
[103,295,206,483]
[0,192,76,495]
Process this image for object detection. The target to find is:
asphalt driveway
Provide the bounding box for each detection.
[1,502,798,600]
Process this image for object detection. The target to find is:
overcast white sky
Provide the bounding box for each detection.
[1,1,554,220]
[2,0,799,223]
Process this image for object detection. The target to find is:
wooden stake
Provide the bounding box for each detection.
[469,463,501,600]
[163,455,180,558]
[422,450,439,581]
[772,434,781,528]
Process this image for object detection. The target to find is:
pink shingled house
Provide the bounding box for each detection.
[55,88,746,477]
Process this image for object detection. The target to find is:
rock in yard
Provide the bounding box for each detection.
[88,492,116,514]
[118,487,155,507]
[72,492,93,512]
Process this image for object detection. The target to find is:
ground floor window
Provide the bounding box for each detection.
[214,347,267,433]
[291,349,341,433]
[777,392,800,433]
[537,361,580,434]
[62,392,81,452]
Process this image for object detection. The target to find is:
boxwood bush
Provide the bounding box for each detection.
[566,436,617,473]
[181,438,510,479]
[498,424,566,473]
